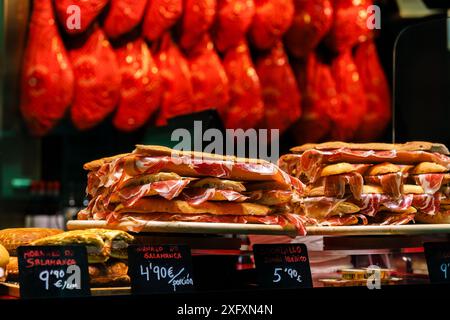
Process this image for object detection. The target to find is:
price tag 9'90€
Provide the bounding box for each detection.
[128,244,195,294]
[17,246,90,298]
[253,243,313,289]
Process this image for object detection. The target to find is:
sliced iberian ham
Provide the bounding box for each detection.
[364,172,404,198]
[287,149,450,168]
[370,212,415,225]
[357,193,441,216]
[112,180,191,206]
[96,212,306,235]
[181,188,249,205]
[414,174,446,194]
[322,172,364,200]
[318,214,368,226]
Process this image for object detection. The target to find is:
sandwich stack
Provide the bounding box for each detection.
[0,228,134,287]
[31,229,134,287]
[78,145,306,234]
[278,142,450,226]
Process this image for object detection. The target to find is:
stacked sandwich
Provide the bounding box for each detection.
[0,228,134,287]
[78,145,306,234]
[0,228,63,282]
[278,142,450,226]
[31,229,134,287]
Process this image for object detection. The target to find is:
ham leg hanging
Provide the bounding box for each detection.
[179,0,216,51]
[284,0,333,58]
[255,42,301,133]
[20,0,74,136]
[249,0,294,50]
[213,0,255,52]
[354,40,391,141]
[69,26,121,130]
[186,35,230,114]
[113,38,162,131]
[153,33,194,125]
[143,0,183,41]
[221,41,264,129]
[103,0,148,39]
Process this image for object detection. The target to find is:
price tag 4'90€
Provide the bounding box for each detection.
[128,244,195,294]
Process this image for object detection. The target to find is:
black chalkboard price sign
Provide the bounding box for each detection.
[17,246,90,298]
[424,242,450,283]
[253,243,313,289]
[128,244,195,294]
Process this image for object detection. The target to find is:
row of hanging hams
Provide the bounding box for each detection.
[20,0,390,143]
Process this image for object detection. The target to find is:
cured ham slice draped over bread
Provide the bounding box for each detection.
[279,141,450,226]
[78,145,306,235]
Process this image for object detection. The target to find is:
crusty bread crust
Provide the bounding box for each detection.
[114,198,271,216]
[415,211,450,224]
[83,153,130,171]
[134,145,268,163]
[291,141,449,154]
[0,228,63,255]
[84,146,269,172]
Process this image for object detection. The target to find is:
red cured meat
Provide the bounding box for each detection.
[249,0,294,50]
[414,174,446,195]
[179,0,216,50]
[255,42,301,133]
[113,38,161,131]
[69,27,121,130]
[103,0,148,38]
[330,50,367,140]
[142,0,183,41]
[181,188,248,205]
[221,42,264,129]
[284,0,333,58]
[186,35,230,114]
[364,173,404,199]
[20,0,74,136]
[325,0,371,52]
[153,33,194,125]
[213,0,255,52]
[54,0,108,35]
[291,52,338,144]
[354,40,391,141]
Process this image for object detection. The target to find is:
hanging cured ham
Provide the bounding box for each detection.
[103,0,148,39]
[54,0,109,35]
[329,50,367,141]
[291,52,338,144]
[284,0,333,58]
[154,33,194,125]
[143,0,183,41]
[221,41,264,129]
[325,0,371,53]
[179,0,216,51]
[20,0,74,136]
[255,42,301,133]
[113,38,161,131]
[249,0,294,50]
[213,0,255,52]
[69,27,121,130]
[354,40,391,141]
[186,35,230,114]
